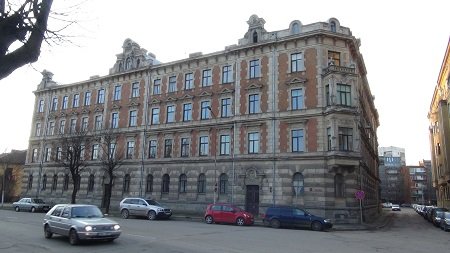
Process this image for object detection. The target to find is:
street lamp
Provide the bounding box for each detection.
[207,106,218,204]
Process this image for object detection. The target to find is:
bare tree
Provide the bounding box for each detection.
[56,130,91,204]
[98,129,125,214]
[0,0,54,80]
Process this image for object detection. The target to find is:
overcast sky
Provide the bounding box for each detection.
[0,0,448,165]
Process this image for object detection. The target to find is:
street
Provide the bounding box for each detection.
[0,208,449,253]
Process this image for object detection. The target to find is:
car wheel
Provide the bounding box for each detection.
[236,217,245,226]
[148,210,156,220]
[205,215,214,224]
[270,219,281,229]
[31,207,36,213]
[44,225,53,239]
[14,206,20,212]
[69,229,79,245]
[311,221,323,231]
[121,209,129,219]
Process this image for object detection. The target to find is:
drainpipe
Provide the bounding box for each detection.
[37,89,52,198]
[140,70,152,197]
[271,33,278,205]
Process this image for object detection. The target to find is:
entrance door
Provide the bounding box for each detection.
[245,185,259,215]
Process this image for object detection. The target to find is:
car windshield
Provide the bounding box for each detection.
[445,213,450,219]
[71,206,103,218]
[145,199,161,206]
[32,199,45,203]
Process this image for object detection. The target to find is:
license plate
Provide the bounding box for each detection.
[98,232,111,236]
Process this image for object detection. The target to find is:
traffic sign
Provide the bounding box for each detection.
[355,190,365,200]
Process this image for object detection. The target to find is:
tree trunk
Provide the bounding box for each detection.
[104,176,114,214]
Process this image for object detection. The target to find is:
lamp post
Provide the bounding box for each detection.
[207,106,218,204]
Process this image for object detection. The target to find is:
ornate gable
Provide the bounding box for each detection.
[286,77,307,86]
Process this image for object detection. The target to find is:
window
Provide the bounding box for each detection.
[291,129,304,152]
[84,91,91,106]
[94,115,102,130]
[151,108,160,124]
[179,174,187,193]
[87,174,95,192]
[249,94,260,114]
[32,148,38,162]
[328,51,340,66]
[52,175,58,191]
[168,76,177,92]
[129,110,137,127]
[220,135,230,155]
[222,65,233,83]
[252,31,258,43]
[162,174,170,193]
[47,121,55,135]
[63,174,69,191]
[330,21,336,32]
[199,136,209,156]
[148,140,157,158]
[338,127,353,151]
[123,174,131,193]
[126,141,135,159]
[181,138,190,157]
[44,147,52,162]
[62,96,68,109]
[336,84,351,106]
[109,143,116,159]
[27,174,33,190]
[111,112,119,128]
[201,101,210,120]
[113,85,122,100]
[70,119,76,133]
[292,23,300,34]
[81,117,88,131]
[291,89,304,110]
[183,103,192,121]
[327,127,332,151]
[97,88,105,104]
[291,53,304,72]
[146,174,153,193]
[153,79,161,94]
[197,174,206,193]
[42,174,47,190]
[219,173,228,194]
[293,173,304,195]
[202,69,212,86]
[35,123,41,136]
[248,132,259,154]
[325,85,331,106]
[73,94,80,108]
[335,174,345,197]
[131,82,140,98]
[166,105,175,123]
[51,97,58,111]
[249,59,260,79]
[91,144,99,160]
[221,98,232,117]
[164,139,172,158]
[38,99,44,112]
[185,73,193,90]
[56,147,62,161]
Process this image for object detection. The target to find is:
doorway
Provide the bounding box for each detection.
[245,185,259,215]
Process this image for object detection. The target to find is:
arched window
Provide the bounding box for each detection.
[219,173,228,194]
[42,174,47,191]
[162,174,170,193]
[330,21,336,32]
[197,173,206,193]
[292,173,304,196]
[136,59,140,68]
[146,174,153,193]
[87,174,95,192]
[123,174,131,193]
[27,174,33,190]
[52,174,58,191]
[292,23,300,34]
[63,174,69,191]
[335,173,345,197]
[125,57,132,70]
[179,174,187,193]
[252,31,258,43]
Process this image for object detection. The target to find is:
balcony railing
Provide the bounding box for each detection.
[322,65,356,76]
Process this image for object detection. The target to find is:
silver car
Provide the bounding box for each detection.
[43,204,121,245]
[12,198,50,212]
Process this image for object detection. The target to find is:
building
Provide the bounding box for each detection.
[406,165,431,205]
[419,159,437,204]
[0,150,26,203]
[378,146,405,204]
[24,15,380,224]
[428,38,450,209]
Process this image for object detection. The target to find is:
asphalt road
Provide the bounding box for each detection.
[0,208,449,253]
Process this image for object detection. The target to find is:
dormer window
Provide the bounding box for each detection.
[253,31,258,43]
[292,23,300,34]
[126,57,132,70]
[330,21,336,32]
[136,59,140,68]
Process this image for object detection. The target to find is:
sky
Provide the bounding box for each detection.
[0,0,448,165]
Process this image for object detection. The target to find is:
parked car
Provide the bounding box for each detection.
[204,203,254,226]
[425,207,436,222]
[439,211,450,231]
[261,206,332,231]
[119,198,172,220]
[12,198,50,213]
[431,208,448,226]
[391,204,401,211]
[43,204,121,245]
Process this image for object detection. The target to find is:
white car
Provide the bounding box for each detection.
[391,204,401,211]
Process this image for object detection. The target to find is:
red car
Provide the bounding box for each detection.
[204,203,254,226]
